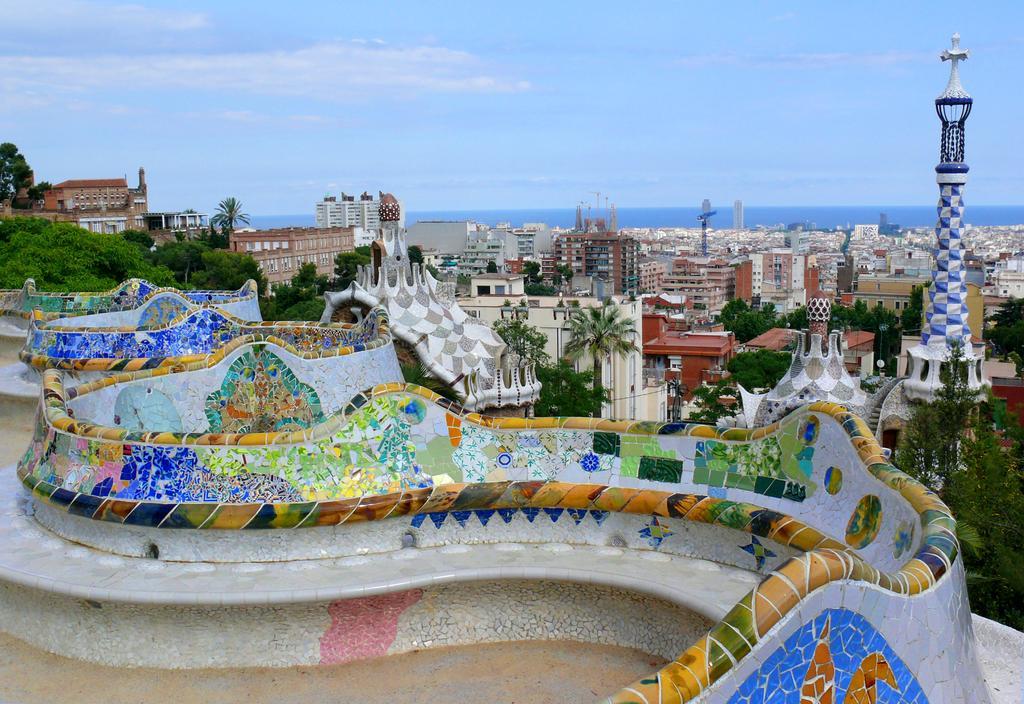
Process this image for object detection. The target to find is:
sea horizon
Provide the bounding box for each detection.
[250,204,1024,232]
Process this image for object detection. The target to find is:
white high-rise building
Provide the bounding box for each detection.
[733,200,744,229]
[315,192,402,230]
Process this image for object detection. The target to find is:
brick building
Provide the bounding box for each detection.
[231,227,354,285]
[642,312,737,401]
[551,231,640,295]
[43,168,149,233]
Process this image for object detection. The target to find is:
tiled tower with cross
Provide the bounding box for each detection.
[905,34,986,401]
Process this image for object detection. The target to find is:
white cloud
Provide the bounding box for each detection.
[0,41,531,106]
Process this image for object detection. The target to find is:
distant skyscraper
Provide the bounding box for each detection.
[575,203,584,232]
[701,198,711,214]
[733,200,744,229]
[609,203,618,232]
[879,212,889,228]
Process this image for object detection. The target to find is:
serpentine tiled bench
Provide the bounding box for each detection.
[0,278,261,328]
[5,336,992,703]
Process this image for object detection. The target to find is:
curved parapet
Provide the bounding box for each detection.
[0,278,261,327]
[14,360,990,701]
[20,304,388,375]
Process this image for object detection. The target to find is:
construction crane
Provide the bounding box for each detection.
[697,209,717,257]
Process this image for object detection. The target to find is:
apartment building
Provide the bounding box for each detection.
[735,250,819,311]
[662,256,735,315]
[231,227,354,284]
[315,192,397,230]
[638,259,667,293]
[551,231,640,295]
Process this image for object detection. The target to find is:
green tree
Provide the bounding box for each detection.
[944,418,1024,630]
[524,282,557,296]
[0,219,176,290]
[0,143,32,203]
[901,285,925,335]
[896,342,976,489]
[121,229,155,250]
[210,197,250,235]
[333,246,371,290]
[564,301,639,399]
[263,262,329,320]
[726,349,792,391]
[401,362,462,403]
[688,379,736,425]
[0,215,48,244]
[190,250,266,295]
[990,297,1024,329]
[148,240,210,285]
[408,245,424,265]
[493,317,550,367]
[486,260,499,274]
[783,306,808,331]
[522,261,542,284]
[719,299,779,343]
[26,181,51,202]
[534,360,608,417]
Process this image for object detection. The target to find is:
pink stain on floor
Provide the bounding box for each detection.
[319,589,423,664]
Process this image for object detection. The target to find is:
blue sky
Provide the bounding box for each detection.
[2,1,1022,214]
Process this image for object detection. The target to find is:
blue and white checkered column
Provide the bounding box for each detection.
[921,181,972,348]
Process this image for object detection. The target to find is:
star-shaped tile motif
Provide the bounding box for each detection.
[639,516,674,549]
[741,535,776,570]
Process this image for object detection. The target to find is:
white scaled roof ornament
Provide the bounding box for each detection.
[939,33,970,100]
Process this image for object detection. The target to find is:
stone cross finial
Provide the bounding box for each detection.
[939,33,970,99]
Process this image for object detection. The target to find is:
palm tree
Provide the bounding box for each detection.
[211,197,251,234]
[400,362,463,404]
[564,301,639,401]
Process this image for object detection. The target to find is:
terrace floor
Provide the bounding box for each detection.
[0,631,666,704]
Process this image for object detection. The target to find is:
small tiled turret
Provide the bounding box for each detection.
[378,192,401,223]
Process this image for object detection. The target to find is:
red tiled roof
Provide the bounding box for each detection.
[745,327,794,351]
[844,330,875,350]
[52,178,128,189]
[644,333,735,356]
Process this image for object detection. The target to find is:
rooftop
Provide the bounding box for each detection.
[52,178,128,189]
[745,328,795,351]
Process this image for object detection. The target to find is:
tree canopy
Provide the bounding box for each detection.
[492,317,550,367]
[0,220,176,291]
[333,246,371,290]
[564,301,639,396]
[0,143,32,203]
[210,197,250,233]
[726,349,791,391]
[534,360,608,417]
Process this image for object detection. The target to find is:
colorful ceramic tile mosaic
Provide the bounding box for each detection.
[14,361,978,702]
[21,305,387,372]
[727,609,927,704]
[1,278,258,317]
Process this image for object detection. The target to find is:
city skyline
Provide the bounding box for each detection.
[2,2,1023,214]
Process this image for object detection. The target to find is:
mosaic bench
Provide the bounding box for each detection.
[19,303,388,376]
[9,344,990,703]
[0,278,261,327]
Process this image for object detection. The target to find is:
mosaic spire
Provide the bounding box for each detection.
[905,34,985,403]
[922,34,973,349]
